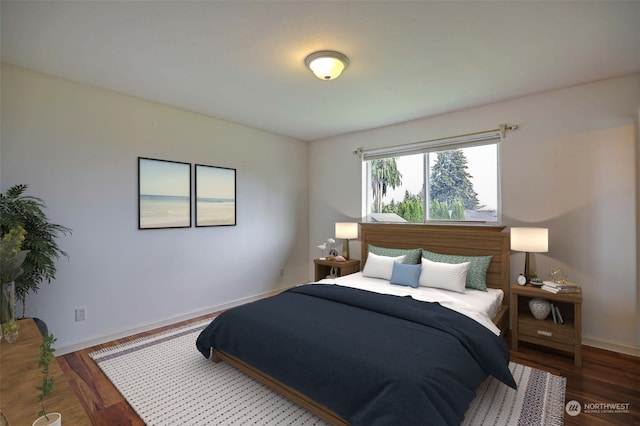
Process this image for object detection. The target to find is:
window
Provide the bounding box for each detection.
[363,130,501,223]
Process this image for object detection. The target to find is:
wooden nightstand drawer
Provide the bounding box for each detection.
[518,319,575,344]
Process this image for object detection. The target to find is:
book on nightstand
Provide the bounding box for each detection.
[541,281,581,294]
[549,303,564,324]
[555,305,564,324]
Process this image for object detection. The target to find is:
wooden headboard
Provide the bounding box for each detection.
[359,223,510,333]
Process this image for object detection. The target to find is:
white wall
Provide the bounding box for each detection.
[3,64,638,356]
[1,65,310,353]
[309,74,640,355]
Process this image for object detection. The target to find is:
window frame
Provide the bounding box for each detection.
[361,129,503,224]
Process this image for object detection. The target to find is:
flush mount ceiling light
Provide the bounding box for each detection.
[304,50,349,81]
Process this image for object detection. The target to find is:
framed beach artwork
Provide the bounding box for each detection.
[138,157,192,229]
[195,164,236,227]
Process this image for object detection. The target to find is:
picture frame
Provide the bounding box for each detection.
[138,157,192,229]
[195,164,236,227]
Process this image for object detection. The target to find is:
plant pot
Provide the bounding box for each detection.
[32,412,61,426]
[1,282,16,323]
[3,329,18,344]
[0,410,9,426]
[2,320,19,344]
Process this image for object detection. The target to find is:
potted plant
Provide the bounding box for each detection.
[0,185,71,320]
[33,333,61,426]
[1,226,29,343]
[2,319,20,343]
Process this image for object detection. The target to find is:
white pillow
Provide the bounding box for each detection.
[419,258,470,293]
[362,252,406,280]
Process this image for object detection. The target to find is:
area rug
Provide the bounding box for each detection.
[90,320,566,426]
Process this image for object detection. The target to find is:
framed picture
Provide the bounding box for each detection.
[195,164,236,227]
[138,157,192,229]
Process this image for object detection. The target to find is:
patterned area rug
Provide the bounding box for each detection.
[90,320,566,426]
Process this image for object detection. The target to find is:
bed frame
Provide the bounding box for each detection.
[213,223,510,425]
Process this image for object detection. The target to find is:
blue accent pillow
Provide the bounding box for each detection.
[389,261,421,288]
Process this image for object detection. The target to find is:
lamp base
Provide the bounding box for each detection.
[342,239,350,260]
[524,252,538,282]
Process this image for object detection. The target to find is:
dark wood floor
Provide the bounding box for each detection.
[508,339,639,426]
[59,314,639,425]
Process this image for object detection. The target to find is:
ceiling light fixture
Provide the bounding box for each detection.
[304,50,349,81]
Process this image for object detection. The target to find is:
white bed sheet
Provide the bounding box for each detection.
[314,272,503,335]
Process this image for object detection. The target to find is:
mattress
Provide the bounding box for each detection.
[315,272,504,335]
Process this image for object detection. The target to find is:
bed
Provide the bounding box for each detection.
[357,223,510,334]
[196,223,514,425]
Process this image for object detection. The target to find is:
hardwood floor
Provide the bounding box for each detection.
[59,314,219,426]
[507,338,639,426]
[59,315,639,425]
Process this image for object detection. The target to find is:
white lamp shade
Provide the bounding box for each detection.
[335,222,358,239]
[510,227,548,253]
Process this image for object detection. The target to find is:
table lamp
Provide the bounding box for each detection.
[335,222,358,260]
[510,227,548,283]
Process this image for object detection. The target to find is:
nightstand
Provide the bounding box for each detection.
[511,283,582,366]
[314,258,361,281]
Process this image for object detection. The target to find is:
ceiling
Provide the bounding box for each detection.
[2,1,639,142]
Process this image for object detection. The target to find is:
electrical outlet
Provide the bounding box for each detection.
[75,307,86,322]
[279,268,284,277]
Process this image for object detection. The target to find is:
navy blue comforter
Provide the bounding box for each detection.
[196,284,516,426]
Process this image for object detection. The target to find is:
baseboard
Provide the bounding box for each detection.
[57,286,291,355]
[583,337,640,358]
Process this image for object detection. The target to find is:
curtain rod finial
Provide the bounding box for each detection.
[499,123,518,138]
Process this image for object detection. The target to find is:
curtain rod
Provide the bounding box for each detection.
[353,123,518,157]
